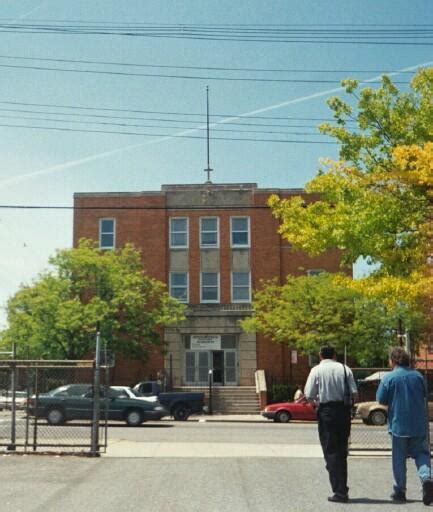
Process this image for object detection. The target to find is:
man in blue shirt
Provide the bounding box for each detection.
[377,346,433,505]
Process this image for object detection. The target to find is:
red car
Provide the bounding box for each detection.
[262,398,317,423]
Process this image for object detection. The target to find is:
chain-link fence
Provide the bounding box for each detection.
[349,365,433,452]
[0,360,108,455]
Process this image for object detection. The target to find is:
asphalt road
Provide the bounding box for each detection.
[0,411,393,450]
[2,420,431,512]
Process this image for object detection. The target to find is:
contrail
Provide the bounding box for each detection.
[0,59,431,190]
[6,1,47,24]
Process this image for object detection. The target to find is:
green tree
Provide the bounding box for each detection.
[269,68,433,277]
[0,239,185,359]
[242,273,423,366]
[246,70,432,363]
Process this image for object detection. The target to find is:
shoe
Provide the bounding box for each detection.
[327,494,349,503]
[423,479,433,506]
[390,491,407,503]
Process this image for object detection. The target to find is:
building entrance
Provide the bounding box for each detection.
[184,335,238,386]
[212,351,224,384]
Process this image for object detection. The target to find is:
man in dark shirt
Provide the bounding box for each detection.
[377,346,433,505]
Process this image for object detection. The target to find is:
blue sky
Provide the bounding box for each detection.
[0,1,432,327]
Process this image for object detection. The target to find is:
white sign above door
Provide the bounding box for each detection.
[191,335,221,350]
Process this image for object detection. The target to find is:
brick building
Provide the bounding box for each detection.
[73,182,347,390]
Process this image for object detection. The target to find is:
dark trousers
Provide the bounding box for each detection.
[318,402,352,496]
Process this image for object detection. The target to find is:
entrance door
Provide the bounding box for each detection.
[185,351,209,385]
[212,351,224,385]
[224,350,238,385]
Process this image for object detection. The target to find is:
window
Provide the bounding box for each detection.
[170,218,188,248]
[231,217,250,247]
[221,335,237,349]
[308,354,320,367]
[200,272,219,303]
[99,218,115,249]
[306,269,325,276]
[231,272,251,302]
[169,272,188,302]
[200,217,219,248]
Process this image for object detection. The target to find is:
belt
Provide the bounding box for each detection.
[319,401,344,406]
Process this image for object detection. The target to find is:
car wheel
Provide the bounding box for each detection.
[125,409,143,427]
[47,407,65,426]
[173,404,191,421]
[369,409,387,426]
[276,410,291,423]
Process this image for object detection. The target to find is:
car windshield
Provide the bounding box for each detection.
[107,387,129,399]
[50,384,92,396]
[110,386,136,398]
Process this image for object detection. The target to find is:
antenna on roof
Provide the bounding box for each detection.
[204,85,213,184]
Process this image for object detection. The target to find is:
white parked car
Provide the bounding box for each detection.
[0,390,28,410]
[110,386,158,402]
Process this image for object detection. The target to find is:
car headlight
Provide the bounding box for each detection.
[154,406,164,411]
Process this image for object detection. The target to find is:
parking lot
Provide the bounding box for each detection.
[1,420,431,512]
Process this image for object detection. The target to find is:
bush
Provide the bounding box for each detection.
[268,383,297,403]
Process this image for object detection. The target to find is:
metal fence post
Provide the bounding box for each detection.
[33,368,39,452]
[208,369,213,415]
[169,354,173,391]
[91,325,101,456]
[8,343,17,451]
[24,367,31,451]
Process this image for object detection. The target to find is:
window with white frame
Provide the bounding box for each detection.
[170,218,188,248]
[99,218,115,249]
[200,272,219,303]
[231,217,250,247]
[231,272,251,302]
[200,217,219,248]
[169,272,188,302]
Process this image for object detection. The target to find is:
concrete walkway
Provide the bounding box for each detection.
[191,413,268,423]
[105,439,323,458]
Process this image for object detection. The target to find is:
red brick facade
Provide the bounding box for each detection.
[73,183,350,387]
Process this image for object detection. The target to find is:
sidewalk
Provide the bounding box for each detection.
[186,413,268,423]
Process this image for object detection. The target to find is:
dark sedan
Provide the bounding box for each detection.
[27,384,169,426]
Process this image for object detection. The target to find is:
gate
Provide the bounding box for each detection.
[0,360,109,455]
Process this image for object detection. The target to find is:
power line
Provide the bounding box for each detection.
[1,20,433,26]
[2,23,433,45]
[0,54,419,74]
[0,62,412,84]
[0,100,358,123]
[3,31,433,46]
[0,121,339,144]
[0,106,351,130]
[3,23,433,34]
[0,107,336,129]
[0,112,331,137]
[0,204,284,210]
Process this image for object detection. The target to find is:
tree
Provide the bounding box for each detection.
[243,70,432,365]
[0,239,185,359]
[268,69,433,277]
[242,273,424,366]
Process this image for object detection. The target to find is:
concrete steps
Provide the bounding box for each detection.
[175,386,260,414]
